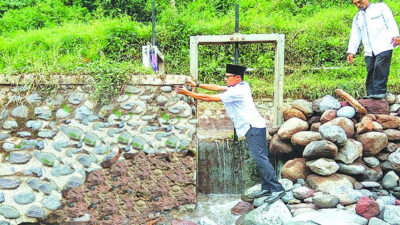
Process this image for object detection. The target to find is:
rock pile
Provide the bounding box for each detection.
[237,91,400,225]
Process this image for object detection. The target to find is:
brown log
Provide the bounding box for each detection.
[335,89,367,115]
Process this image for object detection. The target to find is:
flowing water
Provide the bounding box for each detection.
[179,194,242,225]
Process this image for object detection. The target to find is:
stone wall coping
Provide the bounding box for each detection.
[0,74,189,86]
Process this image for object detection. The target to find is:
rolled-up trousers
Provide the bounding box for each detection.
[364,50,393,95]
[245,127,284,192]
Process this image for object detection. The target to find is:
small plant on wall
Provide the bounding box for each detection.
[90,65,131,105]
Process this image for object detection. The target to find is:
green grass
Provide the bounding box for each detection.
[0,0,399,100]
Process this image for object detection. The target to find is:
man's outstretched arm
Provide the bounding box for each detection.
[186,78,227,92]
[176,86,221,102]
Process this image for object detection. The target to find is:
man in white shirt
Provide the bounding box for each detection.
[176,64,284,204]
[347,0,399,99]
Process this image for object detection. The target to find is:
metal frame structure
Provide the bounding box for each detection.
[190,33,285,126]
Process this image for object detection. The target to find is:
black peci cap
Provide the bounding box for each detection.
[226,64,246,76]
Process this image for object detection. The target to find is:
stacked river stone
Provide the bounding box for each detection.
[237,92,400,225]
[0,75,197,225]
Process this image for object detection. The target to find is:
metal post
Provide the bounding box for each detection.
[152,0,156,46]
[234,4,239,65]
[233,3,239,145]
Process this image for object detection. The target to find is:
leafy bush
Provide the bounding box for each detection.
[0,0,89,33]
[0,0,38,15]
[94,0,154,22]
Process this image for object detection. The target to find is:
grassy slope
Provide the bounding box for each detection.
[0,0,399,100]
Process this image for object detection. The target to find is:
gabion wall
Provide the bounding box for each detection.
[0,75,197,225]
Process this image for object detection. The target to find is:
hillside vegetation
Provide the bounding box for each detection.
[0,0,399,99]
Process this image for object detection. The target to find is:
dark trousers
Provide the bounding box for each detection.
[364,50,393,95]
[245,127,284,192]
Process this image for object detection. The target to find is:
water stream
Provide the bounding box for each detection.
[180,194,242,225]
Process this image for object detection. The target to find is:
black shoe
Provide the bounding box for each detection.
[250,189,271,199]
[363,95,371,99]
[370,94,387,99]
[263,191,285,203]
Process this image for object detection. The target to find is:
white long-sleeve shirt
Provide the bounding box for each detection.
[347,2,399,56]
[218,81,266,137]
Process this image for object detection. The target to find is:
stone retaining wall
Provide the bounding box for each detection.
[0,75,197,225]
[197,100,294,138]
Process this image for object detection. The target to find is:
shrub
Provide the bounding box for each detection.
[0,0,89,33]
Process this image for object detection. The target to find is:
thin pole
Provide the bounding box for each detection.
[234,3,239,65]
[233,3,239,145]
[152,0,156,46]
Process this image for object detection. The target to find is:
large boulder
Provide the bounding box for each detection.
[311,122,321,132]
[362,157,380,168]
[389,104,400,113]
[231,201,253,215]
[359,166,383,182]
[368,217,390,225]
[270,134,294,155]
[308,116,321,126]
[287,203,318,217]
[383,205,400,225]
[385,143,400,153]
[328,186,363,206]
[241,200,292,225]
[382,171,399,190]
[372,121,383,131]
[312,95,341,114]
[323,117,354,138]
[306,158,339,176]
[375,114,400,129]
[320,110,337,123]
[358,99,389,115]
[282,158,310,182]
[292,99,313,116]
[293,186,315,200]
[335,139,363,164]
[382,129,400,141]
[338,163,367,176]
[284,108,307,121]
[290,208,368,225]
[356,116,374,135]
[386,93,396,104]
[278,118,309,140]
[312,193,339,209]
[241,184,262,202]
[381,149,400,173]
[355,197,380,220]
[306,174,355,193]
[303,140,338,159]
[318,124,347,146]
[337,106,356,119]
[357,132,388,156]
[291,131,321,146]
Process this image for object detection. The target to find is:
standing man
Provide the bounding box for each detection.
[176,64,284,204]
[347,0,399,99]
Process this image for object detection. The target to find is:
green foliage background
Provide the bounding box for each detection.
[0,0,399,100]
